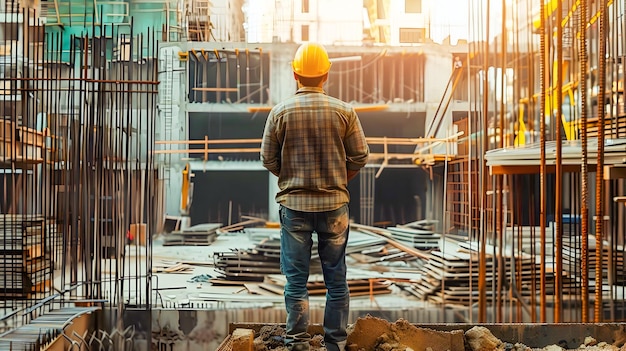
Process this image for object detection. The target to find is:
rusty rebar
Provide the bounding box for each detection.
[539,0,548,323]
[579,0,590,323]
[594,0,608,323]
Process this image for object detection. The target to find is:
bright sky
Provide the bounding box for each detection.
[242,0,504,45]
[428,0,504,44]
[428,0,470,44]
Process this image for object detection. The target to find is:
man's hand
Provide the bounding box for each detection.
[347,169,359,181]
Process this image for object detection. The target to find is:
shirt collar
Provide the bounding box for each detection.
[296,86,326,95]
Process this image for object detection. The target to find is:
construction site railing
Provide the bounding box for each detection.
[154,132,463,177]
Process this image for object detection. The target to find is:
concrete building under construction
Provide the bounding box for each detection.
[1,0,626,350]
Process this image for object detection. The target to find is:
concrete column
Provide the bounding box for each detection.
[268,173,279,222]
[423,51,454,140]
[164,100,185,217]
[265,44,296,223]
[269,43,298,104]
[159,45,187,217]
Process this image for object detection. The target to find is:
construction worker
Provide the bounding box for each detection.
[260,43,369,351]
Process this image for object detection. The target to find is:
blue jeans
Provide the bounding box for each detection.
[279,204,350,351]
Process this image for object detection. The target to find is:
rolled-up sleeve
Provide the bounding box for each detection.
[345,111,369,170]
[260,112,281,175]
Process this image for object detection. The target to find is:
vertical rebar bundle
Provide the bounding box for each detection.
[465,0,626,322]
[1,7,158,346]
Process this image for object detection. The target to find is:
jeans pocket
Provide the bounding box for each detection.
[327,206,348,235]
[281,206,306,232]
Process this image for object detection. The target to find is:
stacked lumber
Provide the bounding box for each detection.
[0,214,51,298]
[563,235,626,286]
[264,275,392,297]
[154,261,195,273]
[386,226,440,250]
[163,223,220,246]
[213,238,322,282]
[406,249,494,305]
[406,241,566,307]
[210,228,401,297]
[586,114,626,139]
[0,120,45,164]
[213,249,282,282]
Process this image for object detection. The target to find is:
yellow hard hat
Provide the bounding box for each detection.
[291,43,331,78]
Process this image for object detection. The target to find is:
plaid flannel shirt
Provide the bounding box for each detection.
[261,87,369,212]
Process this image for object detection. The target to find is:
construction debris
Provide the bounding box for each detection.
[346,315,465,351]
[465,326,504,351]
[188,274,213,283]
[232,328,255,351]
[154,261,195,273]
[253,325,286,350]
[219,317,626,351]
[249,325,326,351]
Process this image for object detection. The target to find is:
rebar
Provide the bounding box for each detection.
[594,0,608,323]
[538,0,548,323]
[0,6,158,346]
[579,0,590,323]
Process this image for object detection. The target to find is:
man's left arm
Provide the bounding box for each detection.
[345,111,369,180]
[260,114,281,177]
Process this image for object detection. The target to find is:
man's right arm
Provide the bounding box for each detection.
[260,114,281,176]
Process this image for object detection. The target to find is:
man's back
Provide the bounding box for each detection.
[261,86,368,212]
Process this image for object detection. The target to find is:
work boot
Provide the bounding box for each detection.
[325,340,346,351]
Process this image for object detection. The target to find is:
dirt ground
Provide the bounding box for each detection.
[252,315,465,351]
[253,325,325,351]
[250,315,626,351]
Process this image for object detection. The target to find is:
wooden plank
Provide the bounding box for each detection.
[258,283,285,295]
[244,284,275,296]
[350,223,431,259]
[209,279,248,286]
